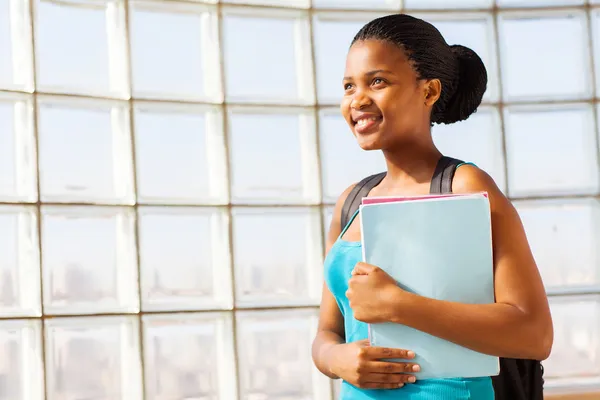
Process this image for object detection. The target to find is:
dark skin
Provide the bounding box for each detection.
[311,39,553,390]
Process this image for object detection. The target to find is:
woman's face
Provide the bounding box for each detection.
[341,39,432,151]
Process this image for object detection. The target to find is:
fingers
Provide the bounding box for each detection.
[352,342,419,390]
[352,262,377,275]
[356,372,417,389]
[360,382,406,389]
[362,346,416,360]
[366,360,421,374]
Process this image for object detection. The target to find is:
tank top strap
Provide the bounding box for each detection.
[338,208,360,239]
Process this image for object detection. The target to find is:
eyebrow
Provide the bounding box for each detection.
[343,69,393,81]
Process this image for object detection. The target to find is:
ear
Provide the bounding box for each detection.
[423,79,442,107]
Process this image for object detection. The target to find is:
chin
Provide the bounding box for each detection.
[355,134,383,151]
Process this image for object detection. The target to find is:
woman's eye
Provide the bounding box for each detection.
[343,83,353,90]
[372,78,384,85]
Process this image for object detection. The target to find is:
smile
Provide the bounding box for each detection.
[354,116,382,134]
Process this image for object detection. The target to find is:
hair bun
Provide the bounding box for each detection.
[436,44,488,125]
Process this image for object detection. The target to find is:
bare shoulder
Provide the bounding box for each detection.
[452,164,500,196]
[331,183,358,224]
[452,164,509,211]
[337,182,358,207]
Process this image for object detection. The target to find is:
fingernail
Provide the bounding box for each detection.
[408,376,417,383]
[398,383,404,388]
[407,351,415,358]
[412,365,421,372]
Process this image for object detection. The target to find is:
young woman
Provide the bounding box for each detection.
[311,14,553,399]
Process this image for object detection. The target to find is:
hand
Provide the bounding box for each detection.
[327,339,419,389]
[347,262,406,323]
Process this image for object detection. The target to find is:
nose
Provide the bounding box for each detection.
[350,91,372,110]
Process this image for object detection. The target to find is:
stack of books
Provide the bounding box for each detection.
[359,192,500,380]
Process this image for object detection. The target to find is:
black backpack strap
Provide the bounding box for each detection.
[429,156,465,194]
[339,156,465,228]
[340,156,466,228]
[340,172,386,229]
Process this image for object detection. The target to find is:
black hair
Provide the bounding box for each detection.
[352,14,488,125]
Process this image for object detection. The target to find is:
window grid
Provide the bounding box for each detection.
[0,0,598,399]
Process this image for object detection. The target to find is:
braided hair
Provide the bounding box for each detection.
[352,14,488,125]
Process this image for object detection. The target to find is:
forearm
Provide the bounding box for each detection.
[312,330,345,379]
[391,292,552,360]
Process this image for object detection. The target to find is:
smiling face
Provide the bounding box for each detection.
[341,39,437,151]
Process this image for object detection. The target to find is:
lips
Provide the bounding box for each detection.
[354,115,382,134]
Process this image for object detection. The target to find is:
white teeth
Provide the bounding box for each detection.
[356,117,379,127]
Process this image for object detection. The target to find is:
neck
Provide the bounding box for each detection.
[381,141,442,186]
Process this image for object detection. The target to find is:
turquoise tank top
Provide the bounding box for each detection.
[323,208,495,399]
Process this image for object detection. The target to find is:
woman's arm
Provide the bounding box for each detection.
[395,166,552,359]
[312,284,346,379]
[312,184,353,378]
[349,166,554,360]
[312,184,421,388]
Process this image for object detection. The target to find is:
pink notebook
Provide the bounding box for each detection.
[361,192,488,206]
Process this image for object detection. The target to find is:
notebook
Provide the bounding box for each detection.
[359,193,500,380]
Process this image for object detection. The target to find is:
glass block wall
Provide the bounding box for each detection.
[0,0,599,399]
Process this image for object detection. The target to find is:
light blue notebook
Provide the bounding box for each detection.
[359,194,500,380]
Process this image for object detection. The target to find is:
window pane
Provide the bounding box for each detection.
[142,313,236,400]
[222,0,309,7]
[404,0,493,8]
[134,103,227,205]
[222,7,314,104]
[318,108,386,203]
[231,208,323,308]
[312,12,379,105]
[0,320,44,400]
[0,206,40,318]
[45,316,142,400]
[333,379,341,400]
[322,205,334,252]
[545,296,600,390]
[138,207,232,311]
[236,309,329,399]
[504,104,599,197]
[34,0,129,97]
[41,206,138,315]
[0,93,37,202]
[322,205,334,241]
[498,0,585,6]
[37,97,135,204]
[228,107,320,205]
[418,13,498,103]
[592,9,600,97]
[0,0,33,91]
[129,1,221,101]
[498,10,592,102]
[515,199,600,292]
[432,107,506,193]
[313,0,401,9]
